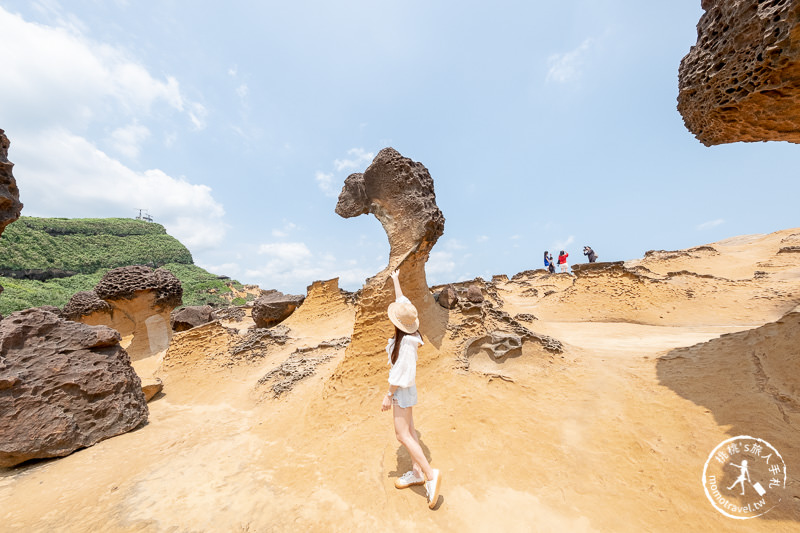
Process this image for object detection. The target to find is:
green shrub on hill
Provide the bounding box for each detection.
[0,217,243,316]
[0,217,193,273]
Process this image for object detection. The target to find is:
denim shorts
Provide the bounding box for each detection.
[392,385,418,408]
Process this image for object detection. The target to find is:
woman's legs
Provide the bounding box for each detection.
[393,404,434,480]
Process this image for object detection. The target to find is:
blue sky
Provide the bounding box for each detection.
[1,1,798,294]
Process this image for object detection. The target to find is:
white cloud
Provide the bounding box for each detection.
[426,251,456,286]
[334,148,374,172]
[315,147,375,199]
[109,122,150,159]
[476,235,489,243]
[696,218,724,230]
[552,235,575,252]
[546,39,592,84]
[0,7,225,251]
[0,8,199,129]
[236,83,249,99]
[15,129,226,250]
[271,221,297,238]
[315,171,337,197]
[247,240,377,292]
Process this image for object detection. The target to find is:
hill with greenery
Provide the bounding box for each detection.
[0,217,247,315]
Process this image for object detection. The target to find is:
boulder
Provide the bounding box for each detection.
[0,308,147,467]
[437,285,459,309]
[678,1,800,145]
[140,377,163,402]
[171,305,214,332]
[467,285,484,304]
[332,147,446,382]
[252,290,305,328]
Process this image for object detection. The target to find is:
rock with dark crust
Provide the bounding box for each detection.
[0,307,147,467]
[171,305,214,332]
[62,291,112,321]
[467,285,484,304]
[332,148,446,382]
[0,129,23,298]
[251,290,305,328]
[0,129,23,238]
[678,0,800,145]
[95,265,183,309]
[437,285,459,309]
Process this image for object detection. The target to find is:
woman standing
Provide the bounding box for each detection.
[558,250,569,273]
[381,269,442,509]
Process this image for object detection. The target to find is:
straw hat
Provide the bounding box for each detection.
[388,300,419,334]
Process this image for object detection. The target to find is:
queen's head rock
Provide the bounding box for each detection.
[678,0,800,145]
[330,148,446,385]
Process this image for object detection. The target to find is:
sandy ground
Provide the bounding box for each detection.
[1,230,800,532]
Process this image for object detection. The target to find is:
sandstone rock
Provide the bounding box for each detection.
[467,285,484,304]
[171,305,214,332]
[76,266,183,362]
[62,291,112,322]
[0,308,147,467]
[0,129,23,237]
[437,285,459,309]
[141,377,163,402]
[252,290,305,328]
[678,1,800,145]
[333,148,445,381]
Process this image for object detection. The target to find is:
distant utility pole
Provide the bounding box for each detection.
[135,208,154,223]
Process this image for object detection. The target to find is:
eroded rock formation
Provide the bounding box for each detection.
[0,308,147,467]
[332,148,446,382]
[252,290,305,328]
[0,129,22,237]
[678,0,800,145]
[66,266,182,361]
[0,129,23,299]
[437,285,459,309]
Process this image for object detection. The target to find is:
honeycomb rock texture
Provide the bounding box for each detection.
[678,0,800,145]
[95,265,183,309]
[0,129,23,237]
[62,291,113,321]
[0,308,147,467]
[332,148,446,384]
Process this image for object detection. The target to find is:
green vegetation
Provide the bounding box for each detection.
[0,217,193,273]
[0,217,242,316]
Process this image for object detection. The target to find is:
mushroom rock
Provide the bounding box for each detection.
[331,148,446,384]
[678,0,800,145]
[62,291,113,323]
[251,290,305,328]
[0,129,23,298]
[0,308,147,467]
[81,266,183,362]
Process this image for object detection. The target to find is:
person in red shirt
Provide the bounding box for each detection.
[558,250,569,273]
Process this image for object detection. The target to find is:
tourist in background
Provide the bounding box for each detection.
[558,250,569,273]
[583,246,598,263]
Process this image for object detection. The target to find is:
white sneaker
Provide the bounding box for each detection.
[425,469,441,509]
[395,470,425,489]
